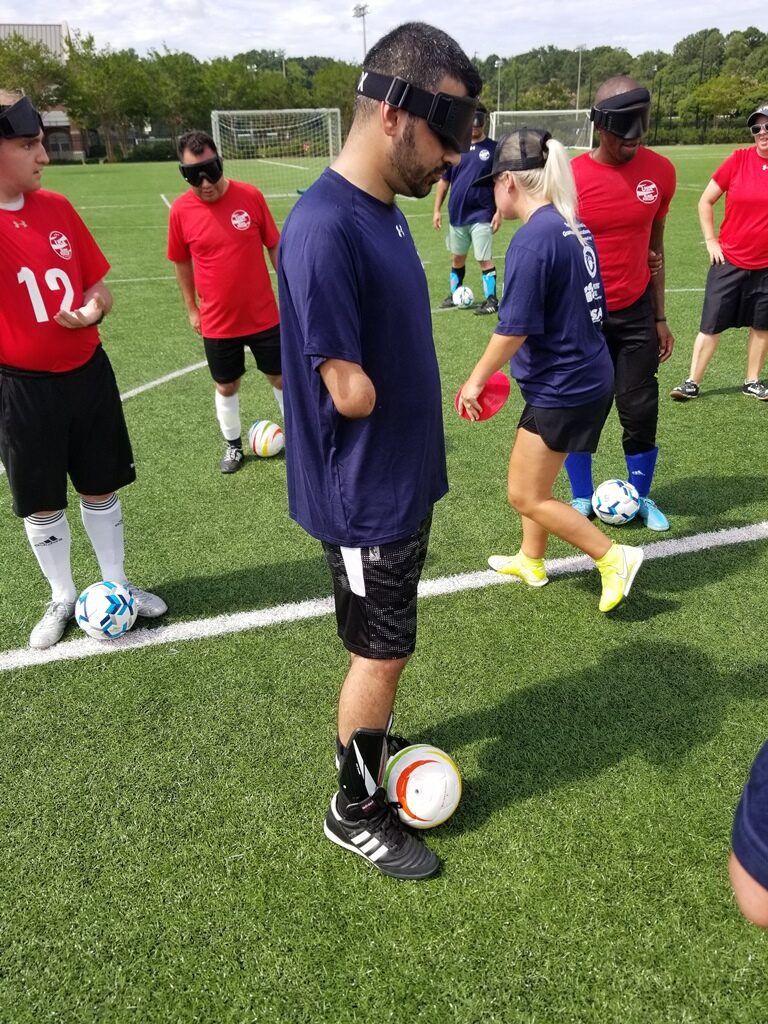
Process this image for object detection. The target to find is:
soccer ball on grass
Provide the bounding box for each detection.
[383,744,462,829]
[591,479,640,525]
[452,286,474,308]
[77,581,137,640]
[248,420,284,457]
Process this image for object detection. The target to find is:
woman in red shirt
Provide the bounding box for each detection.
[670,103,768,401]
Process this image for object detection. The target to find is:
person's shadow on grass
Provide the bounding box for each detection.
[423,640,766,835]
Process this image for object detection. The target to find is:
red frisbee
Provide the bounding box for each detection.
[455,371,511,421]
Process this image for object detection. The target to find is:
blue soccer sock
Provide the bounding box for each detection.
[482,267,497,299]
[625,447,658,498]
[564,452,594,500]
[449,266,465,293]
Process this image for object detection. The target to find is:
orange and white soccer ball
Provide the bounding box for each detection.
[383,744,462,829]
[248,420,284,457]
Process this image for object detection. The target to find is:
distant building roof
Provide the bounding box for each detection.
[0,23,68,60]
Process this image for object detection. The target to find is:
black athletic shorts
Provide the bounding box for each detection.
[321,513,432,659]
[700,261,768,334]
[0,345,136,518]
[203,325,282,383]
[518,393,613,453]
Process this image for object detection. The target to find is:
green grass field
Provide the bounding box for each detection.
[1,146,767,1022]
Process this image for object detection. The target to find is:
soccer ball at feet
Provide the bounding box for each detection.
[248,420,284,457]
[591,479,640,525]
[384,744,462,829]
[452,286,474,308]
[77,581,138,640]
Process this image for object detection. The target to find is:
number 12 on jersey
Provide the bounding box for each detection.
[17,266,75,323]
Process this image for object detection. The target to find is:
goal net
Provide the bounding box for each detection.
[210,108,342,199]
[489,109,593,150]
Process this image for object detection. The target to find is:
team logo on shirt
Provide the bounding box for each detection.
[636,179,659,204]
[231,210,251,231]
[479,148,491,161]
[583,244,598,279]
[395,224,405,238]
[49,230,72,260]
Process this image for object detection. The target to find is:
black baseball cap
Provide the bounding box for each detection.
[473,128,551,187]
[747,104,768,127]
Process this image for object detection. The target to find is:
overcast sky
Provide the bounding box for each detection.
[2,1,765,63]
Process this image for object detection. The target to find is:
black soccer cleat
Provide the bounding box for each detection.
[220,442,244,474]
[473,295,499,316]
[324,790,440,880]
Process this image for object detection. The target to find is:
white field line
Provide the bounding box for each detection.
[2,521,766,673]
[119,361,207,400]
[107,275,176,283]
[258,159,307,171]
[160,194,172,209]
[79,203,163,209]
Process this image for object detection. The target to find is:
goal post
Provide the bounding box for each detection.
[210,108,342,199]
[489,109,593,150]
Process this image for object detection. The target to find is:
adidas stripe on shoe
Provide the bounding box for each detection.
[324,791,440,880]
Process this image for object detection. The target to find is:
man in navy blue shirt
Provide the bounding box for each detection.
[278,22,481,880]
[433,104,501,315]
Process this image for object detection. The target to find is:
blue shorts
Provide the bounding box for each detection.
[732,739,768,890]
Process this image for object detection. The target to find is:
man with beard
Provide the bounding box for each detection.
[278,22,480,879]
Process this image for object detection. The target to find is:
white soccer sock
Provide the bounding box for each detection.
[272,385,284,417]
[80,494,128,585]
[24,511,77,604]
[215,390,241,442]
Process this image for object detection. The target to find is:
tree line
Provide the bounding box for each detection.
[1,26,766,159]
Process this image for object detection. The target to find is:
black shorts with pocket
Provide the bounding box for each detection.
[321,514,432,659]
[700,261,768,334]
[517,392,613,453]
[203,325,282,383]
[0,346,136,518]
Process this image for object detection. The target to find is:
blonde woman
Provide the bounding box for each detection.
[458,129,643,613]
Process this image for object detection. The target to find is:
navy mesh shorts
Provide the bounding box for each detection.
[321,513,432,659]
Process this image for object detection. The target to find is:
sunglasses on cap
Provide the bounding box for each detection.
[179,155,224,187]
[356,70,478,152]
[749,123,768,136]
[0,95,44,139]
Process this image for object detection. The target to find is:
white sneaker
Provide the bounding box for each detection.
[126,584,168,618]
[29,600,75,649]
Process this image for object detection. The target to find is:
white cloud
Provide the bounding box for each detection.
[0,0,765,62]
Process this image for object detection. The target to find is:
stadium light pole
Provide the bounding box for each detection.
[575,44,586,111]
[352,4,369,61]
[494,59,503,110]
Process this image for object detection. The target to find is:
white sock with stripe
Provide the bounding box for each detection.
[24,511,77,604]
[80,494,128,585]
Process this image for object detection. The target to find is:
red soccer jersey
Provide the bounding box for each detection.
[167,180,280,338]
[712,147,768,270]
[571,147,676,312]
[0,190,109,372]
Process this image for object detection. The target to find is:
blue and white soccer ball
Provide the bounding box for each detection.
[591,479,640,525]
[77,581,138,640]
[452,285,474,308]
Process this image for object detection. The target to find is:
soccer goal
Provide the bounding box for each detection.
[211,108,342,199]
[490,109,593,149]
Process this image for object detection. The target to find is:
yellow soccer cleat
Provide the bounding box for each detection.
[596,543,644,613]
[488,551,549,587]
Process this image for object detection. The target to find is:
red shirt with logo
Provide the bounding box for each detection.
[571,147,676,311]
[0,190,109,372]
[167,180,280,338]
[712,147,768,270]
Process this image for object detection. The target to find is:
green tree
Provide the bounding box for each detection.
[0,34,65,108]
[311,61,360,133]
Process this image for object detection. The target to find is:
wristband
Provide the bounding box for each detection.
[655,317,666,323]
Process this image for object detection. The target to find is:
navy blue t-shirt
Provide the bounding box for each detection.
[278,169,448,547]
[496,204,614,408]
[733,739,768,891]
[442,137,497,226]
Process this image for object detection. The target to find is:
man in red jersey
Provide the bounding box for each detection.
[0,91,167,648]
[564,78,676,532]
[167,131,282,474]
